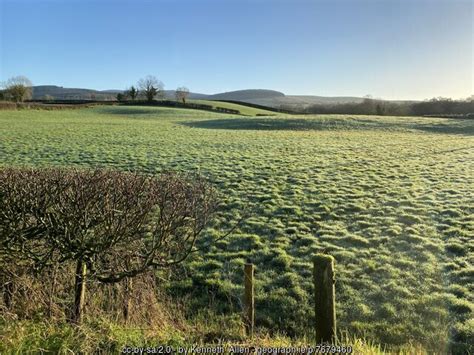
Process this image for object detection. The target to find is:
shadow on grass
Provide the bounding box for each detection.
[96,107,165,116]
[183,117,474,135]
[412,122,474,136]
[325,116,474,136]
[182,118,359,131]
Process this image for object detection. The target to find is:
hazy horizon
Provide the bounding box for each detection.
[26,82,473,102]
[1,0,472,100]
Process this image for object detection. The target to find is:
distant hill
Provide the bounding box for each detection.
[32,86,210,101]
[163,90,209,100]
[32,86,118,100]
[203,90,365,108]
[31,85,370,109]
[208,89,285,101]
[243,95,365,110]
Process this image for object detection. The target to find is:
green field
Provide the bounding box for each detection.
[1,105,473,352]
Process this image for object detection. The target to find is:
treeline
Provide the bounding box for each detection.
[288,97,474,117]
[116,76,192,104]
[1,74,192,105]
[214,99,292,114]
[125,99,241,115]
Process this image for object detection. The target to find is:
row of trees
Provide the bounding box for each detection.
[2,74,471,116]
[293,97,474,117]
[1,168,217,323]
[117,75,190,103]
[0,74,191,104]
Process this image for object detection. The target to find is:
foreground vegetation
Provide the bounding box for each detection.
[1,318,432,354]
[0,106,473,353]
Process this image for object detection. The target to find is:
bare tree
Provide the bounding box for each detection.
[138,75,164,102]
[3,76,33,102]
[0,167,217,323]
[175,86,190,104]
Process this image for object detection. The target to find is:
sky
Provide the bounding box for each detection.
[0,0,472,100]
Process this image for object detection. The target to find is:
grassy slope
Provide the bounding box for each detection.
[190,99,278,116]
[0,106,473,352]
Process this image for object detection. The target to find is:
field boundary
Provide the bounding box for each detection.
[23,99,245,115]
[211,99,300,114]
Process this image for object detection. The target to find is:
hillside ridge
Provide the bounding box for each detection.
[31,85,368,107]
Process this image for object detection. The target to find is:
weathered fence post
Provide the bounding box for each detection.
[313,254,336,343]
[243,263,255,337]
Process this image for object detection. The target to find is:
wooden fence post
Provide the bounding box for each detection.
[313,254,336,343]
[243,263,255,337]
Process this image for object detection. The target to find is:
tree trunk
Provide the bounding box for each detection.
[48,265,57,318]
[123,277,133,324]
[3,280,15,310]
[71,259,87,324]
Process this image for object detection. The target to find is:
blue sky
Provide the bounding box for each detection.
[0,0,472,100]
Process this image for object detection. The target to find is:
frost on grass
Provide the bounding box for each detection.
[0,106,473,352]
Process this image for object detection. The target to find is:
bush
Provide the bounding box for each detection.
[0,167,217,323]
[0,101,17,110]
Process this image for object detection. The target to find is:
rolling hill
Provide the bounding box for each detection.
[207,89,285,101]
[243,95,366,109]
[32,86,119,100]
[32,86,210,101]
[31,85,368,109]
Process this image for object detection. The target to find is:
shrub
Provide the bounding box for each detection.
[0,101,17,110]
[0,167,217,323]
